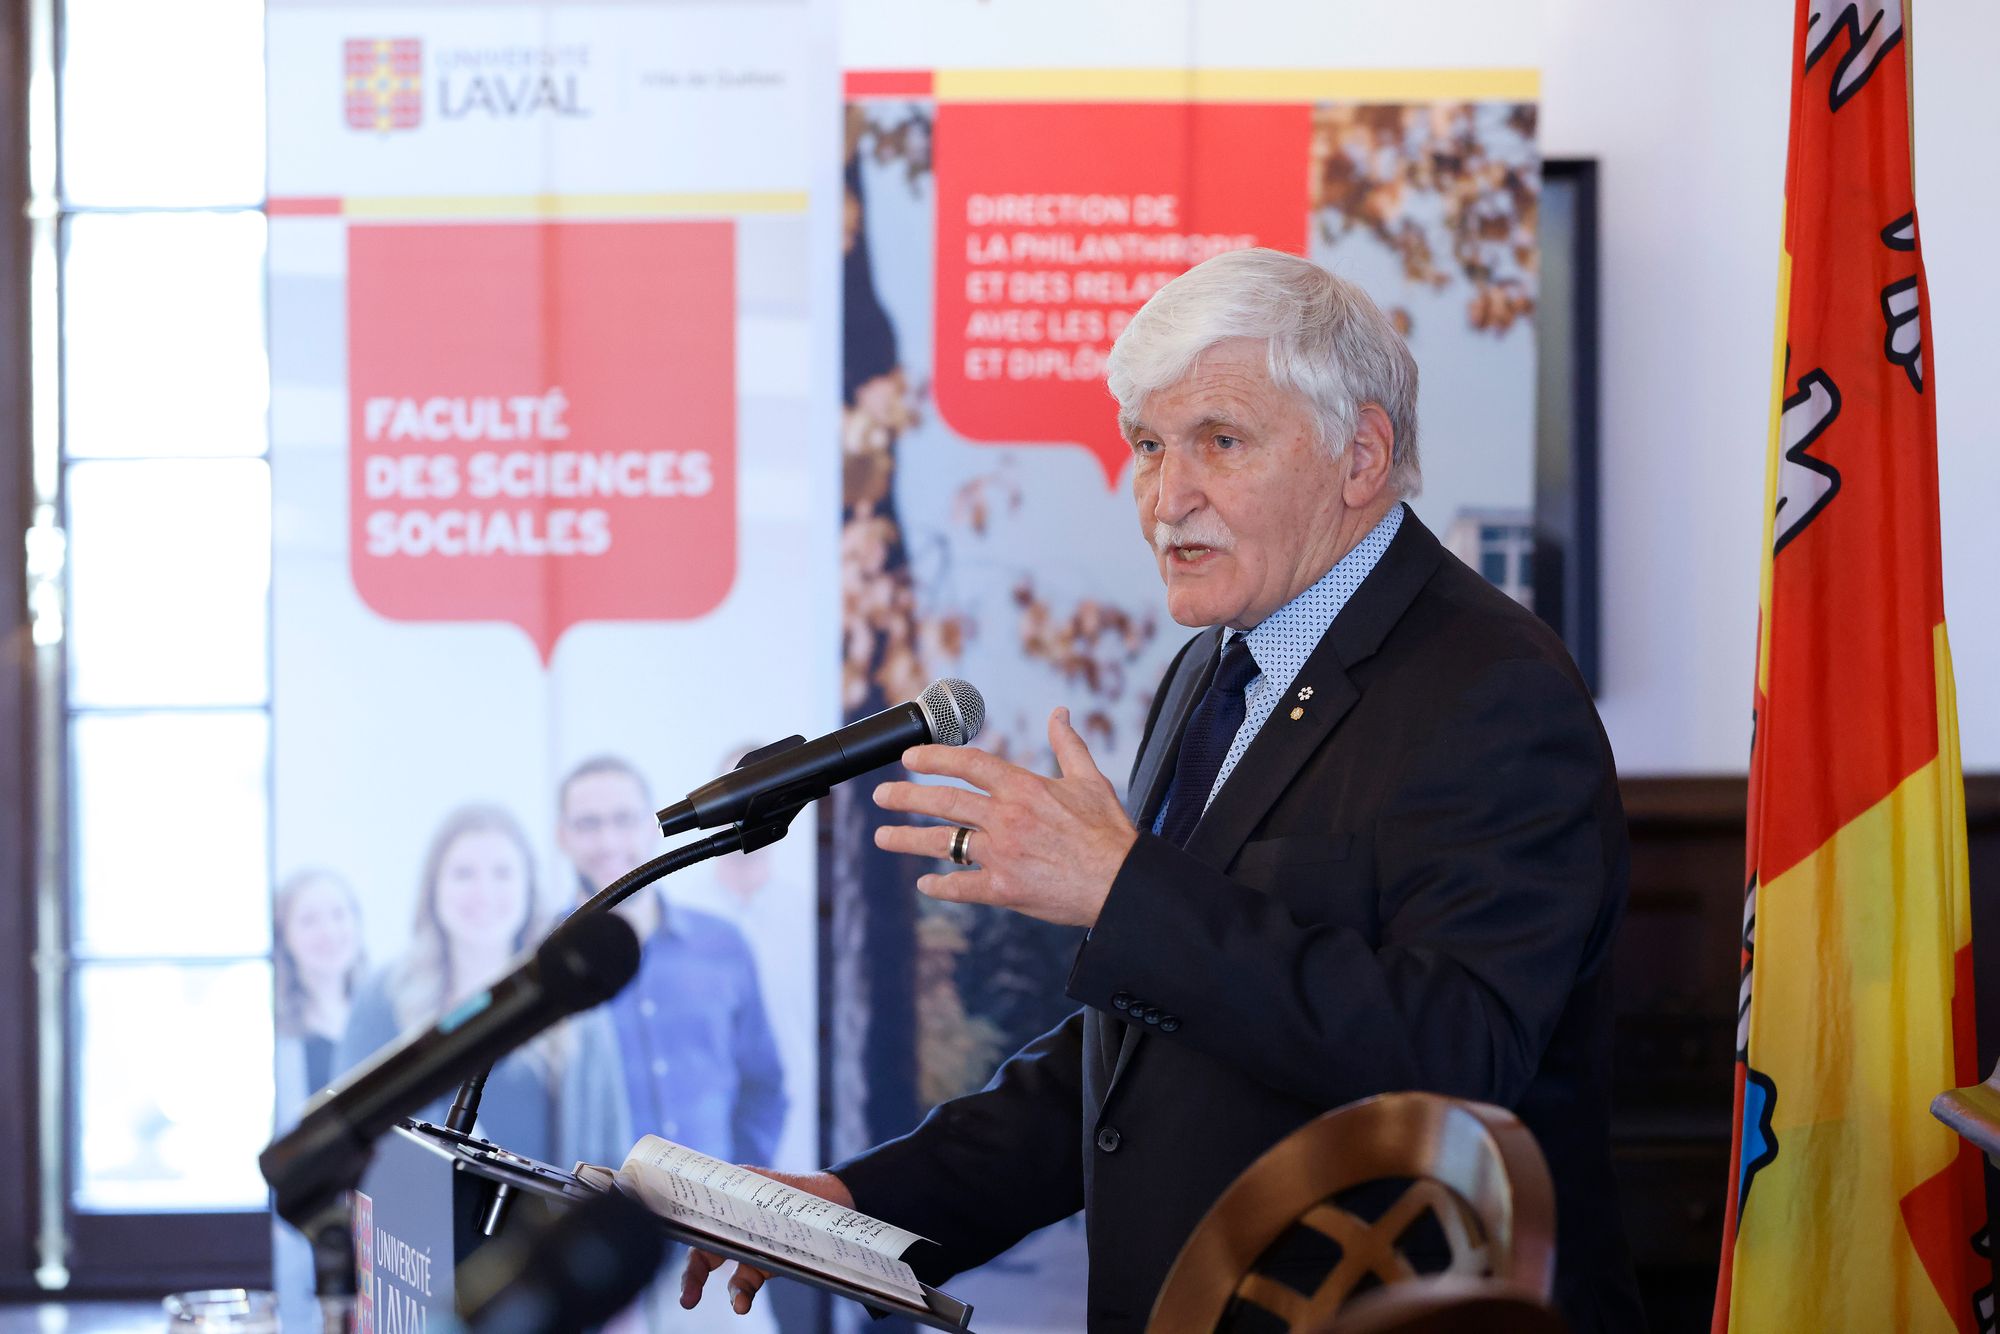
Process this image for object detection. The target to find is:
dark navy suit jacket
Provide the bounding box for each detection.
[836,509,1645,1332]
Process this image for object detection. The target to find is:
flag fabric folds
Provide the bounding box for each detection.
[1713,3,1987,1330]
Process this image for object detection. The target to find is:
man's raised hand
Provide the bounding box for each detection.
[872,707,1137,929]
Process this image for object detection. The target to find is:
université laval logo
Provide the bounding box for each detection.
[350,1188,375,1334]
[344,38,422,132]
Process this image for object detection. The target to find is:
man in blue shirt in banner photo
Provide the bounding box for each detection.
[556,756,787,1167]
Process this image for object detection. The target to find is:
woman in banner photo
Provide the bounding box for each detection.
[271,868,370,1332]
[273,868,367,1117]
[336,803,631,1168]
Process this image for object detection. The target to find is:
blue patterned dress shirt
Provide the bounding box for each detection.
[1152,504,1403,831]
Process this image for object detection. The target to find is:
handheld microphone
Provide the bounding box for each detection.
[657,678,986,836]
[259,911,640,1221]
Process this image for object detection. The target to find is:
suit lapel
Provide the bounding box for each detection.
[1103,627,1220,1093]
[1185,508,1445,869]
[1181,666,1358,869]
[1102,508,1446,1103]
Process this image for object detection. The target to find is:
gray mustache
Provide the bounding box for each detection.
[1152,519,1236,555]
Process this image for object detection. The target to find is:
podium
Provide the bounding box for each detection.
[348,1120,973,1331]
[350,1121,596,1329]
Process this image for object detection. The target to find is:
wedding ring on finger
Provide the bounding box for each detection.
[949,825,975,866]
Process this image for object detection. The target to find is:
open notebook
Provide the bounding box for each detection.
[575,1135,972,1329]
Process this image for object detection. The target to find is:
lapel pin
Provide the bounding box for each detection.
[1289,706,1305,721]
[1297,686,1314,701]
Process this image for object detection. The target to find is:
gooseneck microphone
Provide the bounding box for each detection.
[656,678,986,836]
[259,911,640,1222]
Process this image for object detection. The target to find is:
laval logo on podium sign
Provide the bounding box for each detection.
[351,1188,376,1334]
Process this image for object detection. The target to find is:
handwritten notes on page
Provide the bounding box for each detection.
[614,1134,928,1306]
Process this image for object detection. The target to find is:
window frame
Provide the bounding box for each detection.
[0,0,276,1297]
[1,0,41,1300]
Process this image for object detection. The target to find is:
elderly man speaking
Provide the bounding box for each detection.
[683,249,1644,1332]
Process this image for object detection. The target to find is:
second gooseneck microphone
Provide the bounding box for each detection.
[258,911,640,1224]
[656,678,985,836]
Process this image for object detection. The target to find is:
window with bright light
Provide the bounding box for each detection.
[57,0,272,1214]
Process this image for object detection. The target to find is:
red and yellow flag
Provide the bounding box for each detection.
[1714,3,1986,1330]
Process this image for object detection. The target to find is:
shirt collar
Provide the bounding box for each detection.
[1229,504,1404,685]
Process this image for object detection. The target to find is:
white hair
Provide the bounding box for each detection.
[1105,248,1421,496]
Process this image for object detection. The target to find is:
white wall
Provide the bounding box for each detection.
[1543,0,2000,774]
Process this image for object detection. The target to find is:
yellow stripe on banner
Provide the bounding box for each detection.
[936,68,1193,101]
[1196,68,1539,102]
[1757,229,1793,698]
[933,67,1539,104]
[1730,688,1971,1331]
[340,191,809,221]
[1937,622,1973,969]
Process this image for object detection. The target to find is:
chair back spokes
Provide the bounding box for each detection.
[1146,1092,1556,1334]
[1230,1179,1494,1327]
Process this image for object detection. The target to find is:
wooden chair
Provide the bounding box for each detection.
[1145,1092,1558,1334]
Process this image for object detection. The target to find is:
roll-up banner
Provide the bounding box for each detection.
[831,23,1542,1328]
[268,3,832,1329]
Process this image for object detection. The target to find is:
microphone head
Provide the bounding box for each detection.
[536,911,641,1013]
[917,678,985,747]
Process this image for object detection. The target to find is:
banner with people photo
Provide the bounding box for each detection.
[832,65,1544,1322]
[265,2,834,1329]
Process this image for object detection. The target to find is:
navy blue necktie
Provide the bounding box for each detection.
[1157,637,1261,849]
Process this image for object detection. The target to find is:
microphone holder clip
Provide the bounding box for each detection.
[733,734,817,853]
